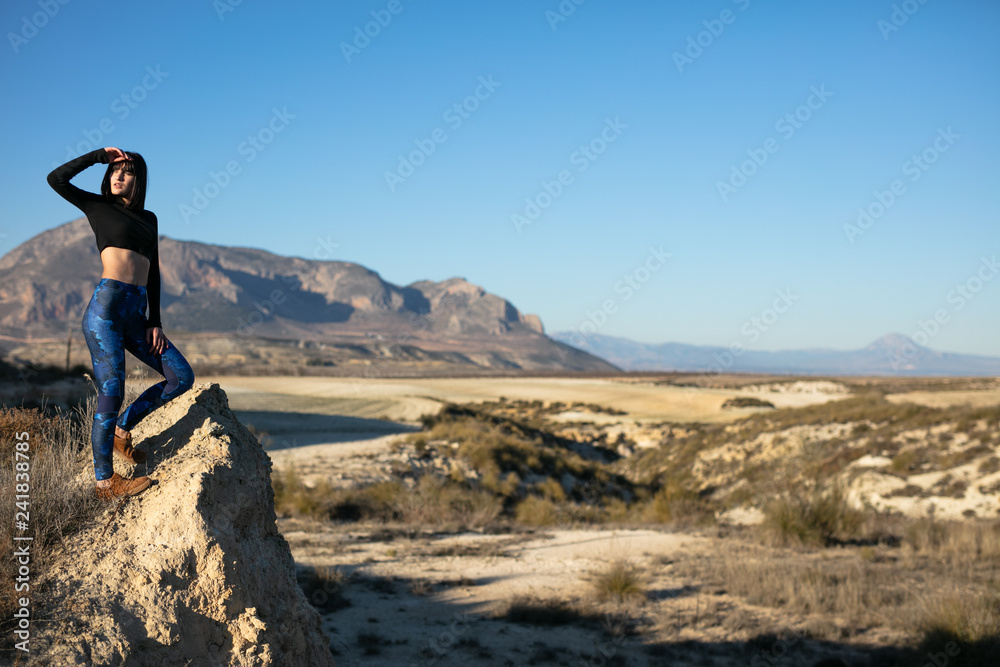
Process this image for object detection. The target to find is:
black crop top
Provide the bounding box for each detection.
[47,148,162,329]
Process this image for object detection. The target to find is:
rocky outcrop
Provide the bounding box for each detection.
[33,383,335,666]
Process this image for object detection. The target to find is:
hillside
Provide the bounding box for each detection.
[0,219,614,374]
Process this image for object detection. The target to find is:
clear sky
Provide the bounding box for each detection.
[3,0,998,356]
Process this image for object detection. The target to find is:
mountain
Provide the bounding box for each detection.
[549,331,1000,376]
[0,219,614,373]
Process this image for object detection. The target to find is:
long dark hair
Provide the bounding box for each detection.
[100,151,148,211]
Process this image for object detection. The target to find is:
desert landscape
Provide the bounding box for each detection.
[7,2,998,665]
[2,371,999,665]
[165,374,1000,664]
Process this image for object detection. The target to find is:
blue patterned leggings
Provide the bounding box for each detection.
[82,278,194,480]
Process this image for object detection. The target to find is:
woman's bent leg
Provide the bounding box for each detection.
[118,294,195,431]
[81,282,128,481]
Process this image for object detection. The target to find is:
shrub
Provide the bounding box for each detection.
[916,591,1000,664]
[515,495,559,526]
[760,484,865,547]
[642,477,714,527]
[591,559,646,604]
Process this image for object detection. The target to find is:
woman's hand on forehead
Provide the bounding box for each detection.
[104,146,130,163]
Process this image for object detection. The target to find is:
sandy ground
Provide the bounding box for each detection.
[885,388,1000,409]
[280,517,902,667]
[188,375,940,665]
[282,521,725,666]
[202,375,851,428]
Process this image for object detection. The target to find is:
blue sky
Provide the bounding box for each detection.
[3,0,999,356]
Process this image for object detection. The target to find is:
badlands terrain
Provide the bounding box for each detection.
[203,373,1000,666]
[2,371,997,665]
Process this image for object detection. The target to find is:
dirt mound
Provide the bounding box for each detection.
[31,383,335,666]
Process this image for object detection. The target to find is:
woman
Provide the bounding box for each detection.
[47,146,195,501]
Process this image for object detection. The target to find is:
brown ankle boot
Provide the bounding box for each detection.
[96,472,151,501]
[113,430,146,464]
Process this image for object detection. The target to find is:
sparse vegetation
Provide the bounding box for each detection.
[759,484,866,547]
[0,386,143,653]
[721,396,775,409]
[273,469,503,529]
[271,401,726,530]
[591,559,646,604]
[917,590,1000,664]
[11,370,1000,663]
[901,516,1000,567]
[514,495,559,526]
[642,476,715,527]
[262,380,1000,661]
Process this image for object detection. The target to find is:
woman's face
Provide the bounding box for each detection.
[110,162,135,202]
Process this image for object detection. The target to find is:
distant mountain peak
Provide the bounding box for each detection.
[869,332,921,351]
[548,331,1000,376]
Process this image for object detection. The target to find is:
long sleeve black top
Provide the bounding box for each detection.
[47,148,162,329]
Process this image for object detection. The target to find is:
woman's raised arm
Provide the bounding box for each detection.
[46,148,111,210]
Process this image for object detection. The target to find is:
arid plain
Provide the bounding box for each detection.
[195,373,1000,666]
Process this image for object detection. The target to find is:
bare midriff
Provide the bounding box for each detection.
[100,246,150,287]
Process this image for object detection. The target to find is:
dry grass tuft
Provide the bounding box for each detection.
[672,544,904,635]
[915,589,1000,664]
[0,390,137,652]
[591,558,646,604]
[641,476,715,527]
[759,484,866,547]
[902,517,1000,566]
[514,495,559,526]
